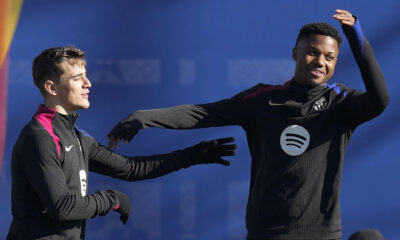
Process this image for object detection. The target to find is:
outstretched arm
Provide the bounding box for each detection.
[108,95,251,149]
[334,9,389,126]
[90,137,237,181]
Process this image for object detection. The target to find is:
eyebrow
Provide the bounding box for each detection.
[68,72,86,79]
[307,47,336,55]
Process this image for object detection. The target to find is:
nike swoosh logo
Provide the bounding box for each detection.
[268,100,284,106]
[65,145,74,152]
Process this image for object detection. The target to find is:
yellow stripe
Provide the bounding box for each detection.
[0,0,23,67]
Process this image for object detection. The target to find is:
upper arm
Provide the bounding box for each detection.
[195,98,251,127]
[342,88,384,127]
[22,132,71,217]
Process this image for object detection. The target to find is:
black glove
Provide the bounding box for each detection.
[110,190,131,224]
[107,118,142,148]
[184,137,237,166]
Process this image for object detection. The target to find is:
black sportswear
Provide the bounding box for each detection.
[108,20,389,239]
[8,105,235,239]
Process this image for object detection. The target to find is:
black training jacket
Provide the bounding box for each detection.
[8,105,196,240]
[115,20,389,239]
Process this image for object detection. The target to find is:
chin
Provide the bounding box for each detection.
[82,99,90,108]
[75,102,90,111]
[307,78,327,87]
[82,103,90,109]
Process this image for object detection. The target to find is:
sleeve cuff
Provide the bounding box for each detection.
[113,203,120,210]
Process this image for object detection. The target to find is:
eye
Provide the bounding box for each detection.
[325,55,336,62]
[307,51,317,56]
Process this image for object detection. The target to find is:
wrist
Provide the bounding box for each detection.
[113,203,120,210]
[180,148,199,167]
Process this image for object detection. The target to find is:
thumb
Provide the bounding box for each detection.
[215,158,231,166]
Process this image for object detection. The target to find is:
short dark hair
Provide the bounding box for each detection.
[295,22,342,47]
[32,45,86,93]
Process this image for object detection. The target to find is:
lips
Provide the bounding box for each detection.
[309,69,325,77]
[82,92,90,99]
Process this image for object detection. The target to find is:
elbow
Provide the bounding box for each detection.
[47,208,70,222]
[379,93,390,112]
[46,194,83,222]
[373,95,389,115]
[383,94,390,109]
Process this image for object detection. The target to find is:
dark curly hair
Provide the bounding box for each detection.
[32,45,86,94]
[295,22,342,47]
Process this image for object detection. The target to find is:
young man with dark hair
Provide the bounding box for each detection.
[108,9,389,240]
[7,46,237,240]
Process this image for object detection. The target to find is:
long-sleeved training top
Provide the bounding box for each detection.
[113,20,389,239]
[8,105,198,240]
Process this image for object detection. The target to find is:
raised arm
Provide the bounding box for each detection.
[334,9,389,126]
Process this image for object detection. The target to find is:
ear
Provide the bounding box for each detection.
[292,47,297,61]
[44,80,57,96]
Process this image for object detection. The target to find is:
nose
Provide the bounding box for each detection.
[83,76,92,88]
[314,54,325,67]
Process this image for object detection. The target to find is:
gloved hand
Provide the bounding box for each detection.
[184,137,237,166]
[110,190,131,224]
[107,118,142,149]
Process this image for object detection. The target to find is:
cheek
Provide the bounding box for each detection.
[302,56,315,66]
[68,84,81,98]
[58,87,71,99]
[327,63,337,75]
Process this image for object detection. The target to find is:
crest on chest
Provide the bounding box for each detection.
[313,96,328,111]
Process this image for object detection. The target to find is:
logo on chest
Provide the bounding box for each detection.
[280,125,310,156]
[65,145,74,152]
[313,96,327,111]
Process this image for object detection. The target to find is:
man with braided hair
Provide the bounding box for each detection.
[7,46,237,240]
[108,9,389,239]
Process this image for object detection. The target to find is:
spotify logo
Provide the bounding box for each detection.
[280,125,310,156]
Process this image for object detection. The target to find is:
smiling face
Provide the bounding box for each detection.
[52,60,91,113]
[292,34,339,87]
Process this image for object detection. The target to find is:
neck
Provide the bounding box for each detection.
[292,77,322,89]
[44,100,74,115]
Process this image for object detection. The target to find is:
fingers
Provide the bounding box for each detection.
[219,150,236,157]
[340,20,356,26]
[333,14,353,22]
[216,158,231,166]
[218,143,237,151]
[215,137,235,145]
[107,136,115,148]
[107,125,119,140]
[335,9,353,18]
[125,134,135,143]
[114,139,121,149]
[333,9,355,26]
[216,137,237,156]
[120,215,129,224]
[214,137,237,157]
[335,9,351,14]
[217,145,237,157]
[107,137,121,149]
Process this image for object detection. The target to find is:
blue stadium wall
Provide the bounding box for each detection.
[1,0,399,239]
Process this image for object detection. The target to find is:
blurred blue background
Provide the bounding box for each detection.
[1,0,399,239]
